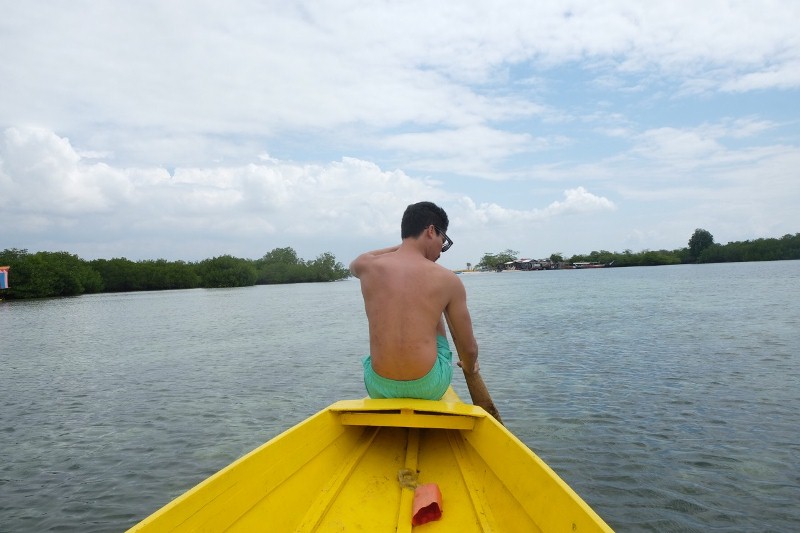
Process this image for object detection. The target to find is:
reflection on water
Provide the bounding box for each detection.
[1,262,799,531]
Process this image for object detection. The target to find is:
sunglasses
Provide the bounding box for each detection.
[433,226,453,253]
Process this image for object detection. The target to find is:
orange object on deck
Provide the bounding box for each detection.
[412,483,443,526]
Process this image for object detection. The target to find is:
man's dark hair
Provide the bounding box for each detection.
[401,201,449,239]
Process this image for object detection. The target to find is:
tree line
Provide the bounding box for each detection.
[476,230,800,270]
[4,230,798,299]
[0,247,351,299]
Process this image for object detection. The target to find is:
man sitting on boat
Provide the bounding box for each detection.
[350,201,480,400]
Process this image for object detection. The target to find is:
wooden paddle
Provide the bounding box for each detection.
[462,369,503,425]
[443,313,503,425]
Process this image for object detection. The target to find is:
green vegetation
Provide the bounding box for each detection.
[476,230,800,270]
[567,248,684,267]
[688,228,715,261]
[0,250,104,299]
[90,258,201,292]
[254,248,347,284]
[566,231,800,267]
[3,230,798,299]
[695,234,800,263]
[476,249,520,271]
[0,247,350,299]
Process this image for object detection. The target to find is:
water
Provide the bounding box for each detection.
[1,262,798,532]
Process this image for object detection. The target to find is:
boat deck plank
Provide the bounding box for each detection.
[127,392,614,532]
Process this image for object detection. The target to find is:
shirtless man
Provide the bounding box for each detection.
[349,201,479,400]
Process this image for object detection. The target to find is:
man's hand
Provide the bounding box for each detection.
[461,367,503,424]
[457,359,480,375]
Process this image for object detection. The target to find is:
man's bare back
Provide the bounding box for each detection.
[356,247,452,379]
[350,218,478,382]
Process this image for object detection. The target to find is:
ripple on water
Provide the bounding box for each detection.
[3,265,800,531]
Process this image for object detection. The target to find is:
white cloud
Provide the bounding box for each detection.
[632,127,726,164]
[1,2,798,263]
[2,127,625,262]
[621,119,785,177]
[379,125,561,179]
[0,128,439,256]
[0,127,131,215]
[457,186,616,226]
[544,186,617,215]
[382,126,532,159]
[722,61,800,92]
[2,1,798,149]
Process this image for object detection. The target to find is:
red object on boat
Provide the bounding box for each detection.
[412,483,443,526]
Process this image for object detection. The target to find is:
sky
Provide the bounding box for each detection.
[2,1,799,270]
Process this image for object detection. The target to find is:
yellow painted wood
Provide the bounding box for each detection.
[447,430,498,532]
[395,427,420,533]
[294,427,380,532]
[127,390,614,532]
[339,411,476,430]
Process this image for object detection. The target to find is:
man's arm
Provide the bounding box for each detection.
[349,244,400,278]
[443,277,479,374]
[444,276,502,423]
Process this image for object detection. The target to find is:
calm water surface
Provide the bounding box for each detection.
[1,261,798,531]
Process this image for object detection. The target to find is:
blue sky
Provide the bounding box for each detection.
[2,1,798,270]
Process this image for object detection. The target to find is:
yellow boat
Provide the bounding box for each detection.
[128,389,613,532]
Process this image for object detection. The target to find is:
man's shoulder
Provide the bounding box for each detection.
[433,262,459,278]
[350,248,399,276]
[430,263,464,291]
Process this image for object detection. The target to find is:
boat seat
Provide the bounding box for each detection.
[329,389,487,431]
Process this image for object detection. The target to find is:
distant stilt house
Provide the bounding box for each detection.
[495,258,564,272]
[0,266,9,294]
[514,259,543,271]
[501,259,544,271]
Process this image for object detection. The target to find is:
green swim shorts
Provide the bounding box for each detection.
[362,335,453,401]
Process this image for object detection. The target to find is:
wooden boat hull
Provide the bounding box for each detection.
[128,390,613,532]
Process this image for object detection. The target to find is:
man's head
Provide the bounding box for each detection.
[401,202,452,260]
[401,201,449,238]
